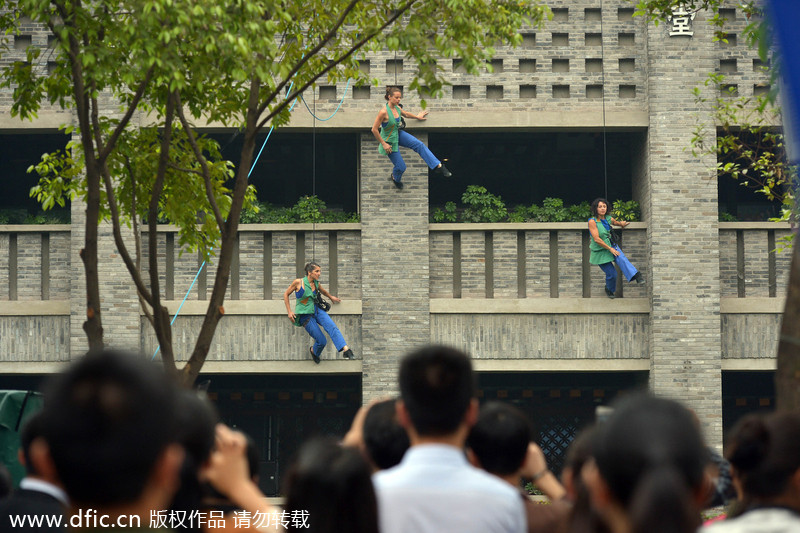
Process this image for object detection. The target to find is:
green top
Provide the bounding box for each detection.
[588,217,615,265]
[378,103,401,155]
[293,276,318,326]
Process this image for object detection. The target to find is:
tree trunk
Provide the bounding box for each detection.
[776,237,800,410]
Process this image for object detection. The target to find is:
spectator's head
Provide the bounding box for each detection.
[725,410,800,511]
[585,394,707,533]
[40,349,183,511]
[467,401,531,476]
[398,345,477,440]
[19,410,47,478]
[284,436,379,533]
[363,399,410,470]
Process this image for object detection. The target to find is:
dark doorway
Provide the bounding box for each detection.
[722,370,775,435]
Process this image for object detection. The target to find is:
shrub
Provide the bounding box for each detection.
[461,185,508,223]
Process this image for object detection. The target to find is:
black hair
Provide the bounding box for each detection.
[283,436,379,533]
[725,411,800,506]
[384,86,402,101]
[467,401,531,476]
[363,399,410,470]
[40,349,180,506]
[169,390,219,532]
[592,394,706,533]
[590,198,611,218]
[304,262,321,275]
[398,345,476,437]
[19,410,45,476]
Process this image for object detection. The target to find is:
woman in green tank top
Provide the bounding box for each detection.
[588,198,644,298]
[284,262,355,363]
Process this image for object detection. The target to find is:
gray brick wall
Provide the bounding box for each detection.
[644,12,723,446]
[360,131,431,401]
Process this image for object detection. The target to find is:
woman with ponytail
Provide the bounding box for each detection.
[371,86,452,190]
[703,411,800,532]
[582,394,709,533]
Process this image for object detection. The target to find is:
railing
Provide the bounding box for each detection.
[1,222,792,314]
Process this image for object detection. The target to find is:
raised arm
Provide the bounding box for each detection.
[318,284,341,304]
[400,107,428,120]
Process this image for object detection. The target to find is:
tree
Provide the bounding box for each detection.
[636,0,800,410]
[0,0,549,385]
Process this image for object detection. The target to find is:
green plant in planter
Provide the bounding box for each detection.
[567,201,591,221]
[461,185,508,223]
[293,195,326,223]
[719,211,738,222]
[508,204,531,223]
[611,200,640,222]
[432,201,458,223]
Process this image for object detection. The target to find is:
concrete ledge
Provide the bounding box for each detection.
[0,361,70,373]
[198,360,362,373]
[0,301,70,316]
[152,300,362,316]
[0,225,70,232]
[719,222,792,230]
[430,222,646,231]
[721,358,777,371]
[431,298,650,314]
[472,359,650,372]
[720,297,784,314]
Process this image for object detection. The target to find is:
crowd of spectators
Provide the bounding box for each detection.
[0,344,798,533]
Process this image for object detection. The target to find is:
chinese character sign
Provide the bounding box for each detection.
[668,5,696,36]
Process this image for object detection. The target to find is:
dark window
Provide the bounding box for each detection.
[428,131,642,209]
[209,131,359,212]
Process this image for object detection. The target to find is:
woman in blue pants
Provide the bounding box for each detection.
[284,262,355,363]
[588,198,644,298]
[371,86,452,189]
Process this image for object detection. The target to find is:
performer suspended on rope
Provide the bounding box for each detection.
[284,262,355,363]
[588,198,645,299]
[371,86,452,190]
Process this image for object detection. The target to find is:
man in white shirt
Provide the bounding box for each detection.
[372,345,526,533]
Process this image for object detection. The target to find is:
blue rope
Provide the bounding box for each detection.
[299,79,352,121]
[152,78,351,361]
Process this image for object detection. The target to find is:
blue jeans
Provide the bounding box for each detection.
[598,262,617,292]
[387,130,441,182]
[299,307,347,357]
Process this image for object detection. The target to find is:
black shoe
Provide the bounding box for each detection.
[605,288,615,299]
[435,164,452,178]
[393,179,403,189]
[343,348,355,360]
[310,347,320,364]
[634,273,646,285]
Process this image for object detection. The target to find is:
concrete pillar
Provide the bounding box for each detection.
[644,14,722,446]
[359,132,431,401]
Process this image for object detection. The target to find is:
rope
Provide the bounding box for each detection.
[312,86,317,259]
[153,76,353,361]
[600,0,609,201]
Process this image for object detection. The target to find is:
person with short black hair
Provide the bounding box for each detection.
[373,345,526,533]
[284,262,355,363]
[467,401,570,533]
[0,411,67,532]
[703,411,800,532]
[362,399,410,471]
[38,349,185,527]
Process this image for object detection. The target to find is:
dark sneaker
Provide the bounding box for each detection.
[435,164,452,178]
[310,346,320,364]
[605,288,615,299]
[343,348,355,360]
[393,179,403,189]
[634,273,646,284]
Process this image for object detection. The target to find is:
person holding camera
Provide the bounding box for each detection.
[284,261,355,363]
[588,197,644,299]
